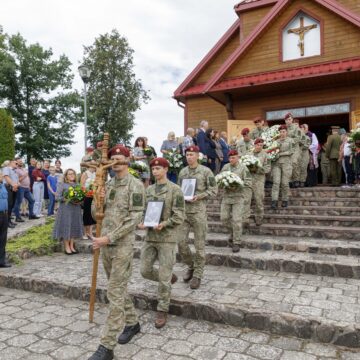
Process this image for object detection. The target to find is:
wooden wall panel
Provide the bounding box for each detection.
[240,6,273,40]
[192,34,240,85]
[226,0,360,78]
[336,0,360,16]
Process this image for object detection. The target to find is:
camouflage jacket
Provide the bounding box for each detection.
[93,174,145,245]
[178,164,218,214]
[287,124,302,146]
[249,127,266,140]
[221,162,252,202]
[144,180,185,243]
[274,137,295,164]
[299,132,311,150]
[236,139,254,156]
[252,150,271,177]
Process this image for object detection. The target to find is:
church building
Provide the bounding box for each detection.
[174,0,360,144]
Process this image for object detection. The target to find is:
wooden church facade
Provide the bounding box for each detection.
[174,0,360,143]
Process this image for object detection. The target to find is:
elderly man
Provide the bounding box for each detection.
[196,120,209,157]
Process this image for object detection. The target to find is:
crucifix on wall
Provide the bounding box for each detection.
[287,16,317,56]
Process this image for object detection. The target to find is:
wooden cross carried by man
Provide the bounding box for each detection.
[80,133,127,322]
[288,16,317,56]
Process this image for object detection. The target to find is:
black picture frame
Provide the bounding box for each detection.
[181,178,197,200]
[144,201,164,227]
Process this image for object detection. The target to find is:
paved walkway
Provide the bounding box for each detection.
[0,287,359,360]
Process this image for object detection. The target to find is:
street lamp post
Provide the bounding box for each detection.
[78,64,91,152]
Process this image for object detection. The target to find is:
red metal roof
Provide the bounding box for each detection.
[179,58,360,97]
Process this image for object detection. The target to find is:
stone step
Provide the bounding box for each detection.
[207,197,360,208]
[206,214,360,227]
[247,223,360,241]
[1,254,360,347]
[73,239,360,279]
[207,206,360,217]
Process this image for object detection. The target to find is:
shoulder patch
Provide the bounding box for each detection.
[132,193,143,207]
[109,189,116,201]
[209,176,216,187]
[175,195,184,208]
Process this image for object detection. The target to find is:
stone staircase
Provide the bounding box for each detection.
[1,186,360,349]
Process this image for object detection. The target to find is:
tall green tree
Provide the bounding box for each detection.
[0,108,15,165]
[0,28,82,162]
[82,29,150,145]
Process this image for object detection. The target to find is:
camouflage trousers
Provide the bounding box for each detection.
[291,146,301,182]
[321,162,330,184]
[140,241,177,313]
[178,212,207,279]
[251,175,265,222]
[299,150,310,183]
[220,199,244,245]
[272,161,292,201]
[100,242,138,350]
[242,187,252,223]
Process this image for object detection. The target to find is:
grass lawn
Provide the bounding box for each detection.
[7,218,58,264]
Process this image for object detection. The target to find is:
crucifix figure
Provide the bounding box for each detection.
[288,16,317,56]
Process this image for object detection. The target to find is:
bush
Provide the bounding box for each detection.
[0,108,15,165]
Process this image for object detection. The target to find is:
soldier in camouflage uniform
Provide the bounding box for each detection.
[284,114,302,188]
[178,146,218,289]
[236,128,254,156]
[271,125,295,209]
[250,138,271,225]
[139,157,185,329]
[298,125,312,187]
[250,117,267,140]
[220,150,252,253]
[89,145,145,360]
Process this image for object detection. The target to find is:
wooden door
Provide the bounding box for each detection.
[351,111,360,129]
[227,120,254,145]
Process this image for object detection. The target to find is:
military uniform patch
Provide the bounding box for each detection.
[175,195,184,208]
[209,176,216,187]
[132,193,143,207]
[109,189,116,201]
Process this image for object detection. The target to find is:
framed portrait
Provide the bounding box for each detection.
[144,201,164,227]
[181,178,197,200]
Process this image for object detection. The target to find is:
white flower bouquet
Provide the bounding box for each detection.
[240,154,261,173]
[198,152,207,165]
[164,149,183,174]
[215,171,244,190]
[132,161,149,173]
[266,141,280,161]
[261,125,280,149]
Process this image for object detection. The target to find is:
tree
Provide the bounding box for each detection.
[82,29,150,146]
[0,108,15,165]
[0,29,82,163]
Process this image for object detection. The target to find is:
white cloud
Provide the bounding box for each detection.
[2,0,237,170]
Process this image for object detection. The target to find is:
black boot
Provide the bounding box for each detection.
[289,182,294,188]
[88,345,113,360]
[271,201,277,209]
[15,217,25,222]
[293,181,299,188]
[281,201,288,208]
[118,323,141,344]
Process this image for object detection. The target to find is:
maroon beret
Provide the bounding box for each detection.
[279,124,288,131]
[86,146,94,152]
[241,128,250,136]
[253,116,263,123]
[185,145,200,153]
[150,157,170,168]
[228,150,238,157]
[109,145,130,158]
[284,112,293,120]
[254,138,264,145]
[96,141,103,148]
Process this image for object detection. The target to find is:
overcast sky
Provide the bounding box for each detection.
[2,0,238,170]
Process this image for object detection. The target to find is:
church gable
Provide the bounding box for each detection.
[224,0,360,79]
